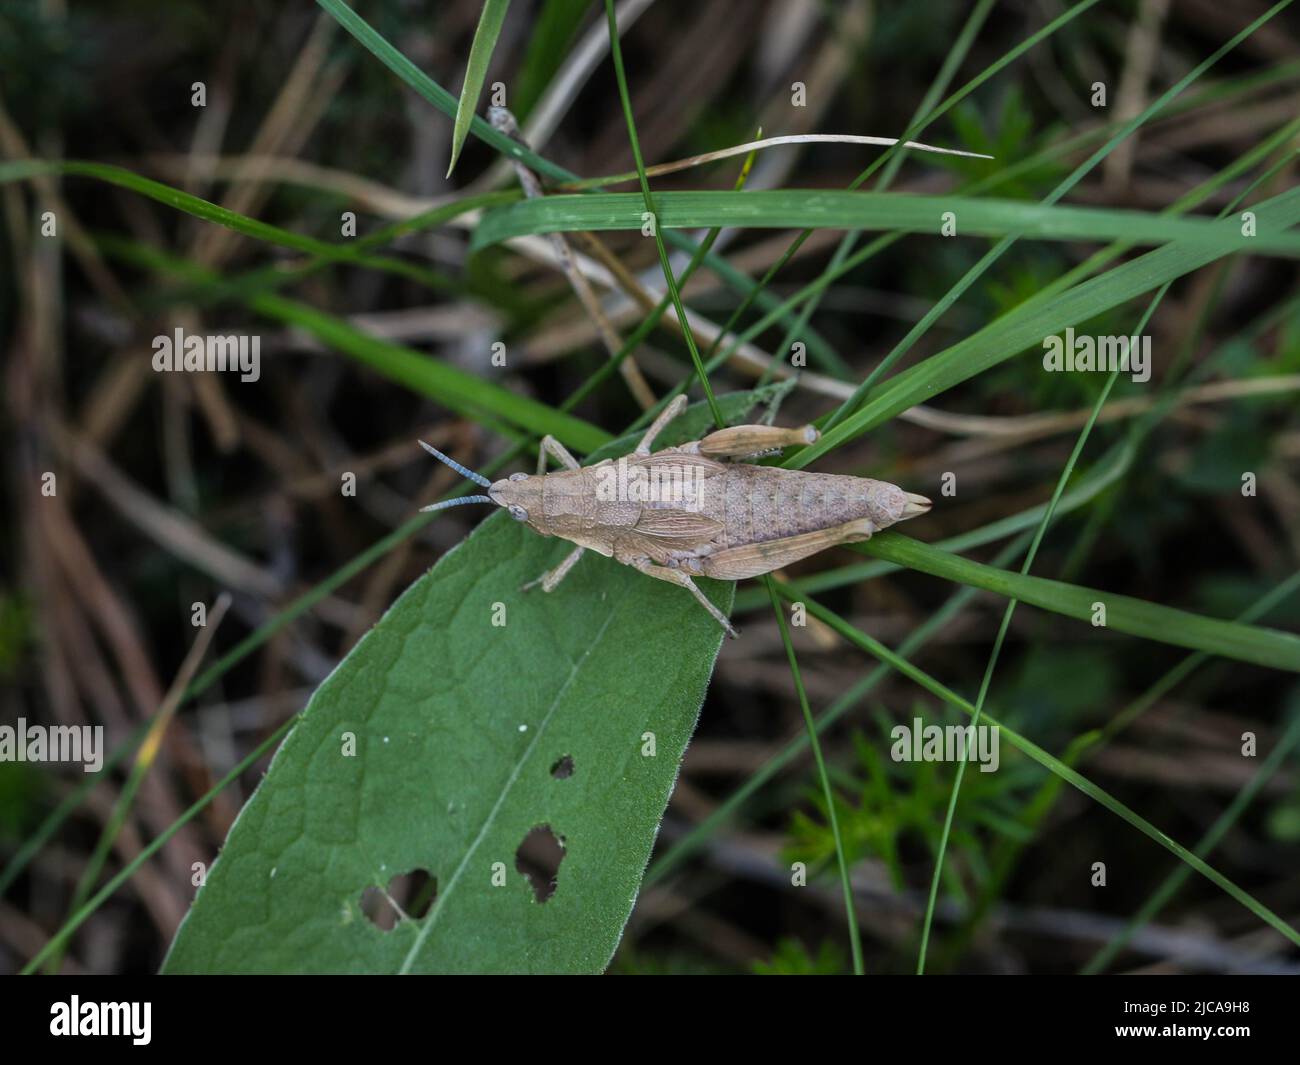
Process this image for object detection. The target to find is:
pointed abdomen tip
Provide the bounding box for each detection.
[902,492,932,519]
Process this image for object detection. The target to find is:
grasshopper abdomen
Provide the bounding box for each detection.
[718,466,916,546]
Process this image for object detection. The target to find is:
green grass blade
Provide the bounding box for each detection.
[918,360,1126,973]
[447,0,513,176]
[561,140,761,413]
[0,159,462,293]
[791,183,1300,467]
[938,161,1300,958]
[857,533,1300,672]
[917,300,1164,968]
[642,123,1300,424]
[765,0,997,387]
[254,292,608,451]
[0,720,150,900]
[604,0,724,427]
[733,436,1134,611]
[917,277,1172,970]
[100,236,611,454]
[470,189,1300,256]
[765,576,864,974]
[312,0,851,364]
[315,0,565,180]
[22,718,296,975]
[647,534,1032,886]
[822,0,1292,431]
[1082,702,1300,973]
[772,586,1300,952]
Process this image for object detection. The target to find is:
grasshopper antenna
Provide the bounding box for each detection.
[418,440,492,488]
[420,494,495,513]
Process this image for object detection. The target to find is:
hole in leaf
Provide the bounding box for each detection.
[359,867,437,931]
[550,754,574,779]
[515,825,565,903]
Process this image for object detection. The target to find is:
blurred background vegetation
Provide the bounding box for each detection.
[2,0,1299,974]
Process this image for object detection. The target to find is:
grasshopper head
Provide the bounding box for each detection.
[415,440,549,528]
[489,472,546,528]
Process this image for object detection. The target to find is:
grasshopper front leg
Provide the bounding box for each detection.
[521,543,586,593]
[634,394,689,455]
[520,438,587,590]
[537,434,582,473]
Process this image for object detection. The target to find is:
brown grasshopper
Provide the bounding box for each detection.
[419,394,930,637]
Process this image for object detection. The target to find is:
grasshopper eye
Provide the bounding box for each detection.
[508,472,529,482]
[508,504,529,522]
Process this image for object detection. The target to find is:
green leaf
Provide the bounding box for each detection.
[447,0,513,177]
[162,397,769,974]
[469,189,1300,258]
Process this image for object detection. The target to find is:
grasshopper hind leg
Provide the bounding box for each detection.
[629,556,739,639]
[691,422,819,461]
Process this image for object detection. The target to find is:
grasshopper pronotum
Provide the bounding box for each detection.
[419,395,931,637]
